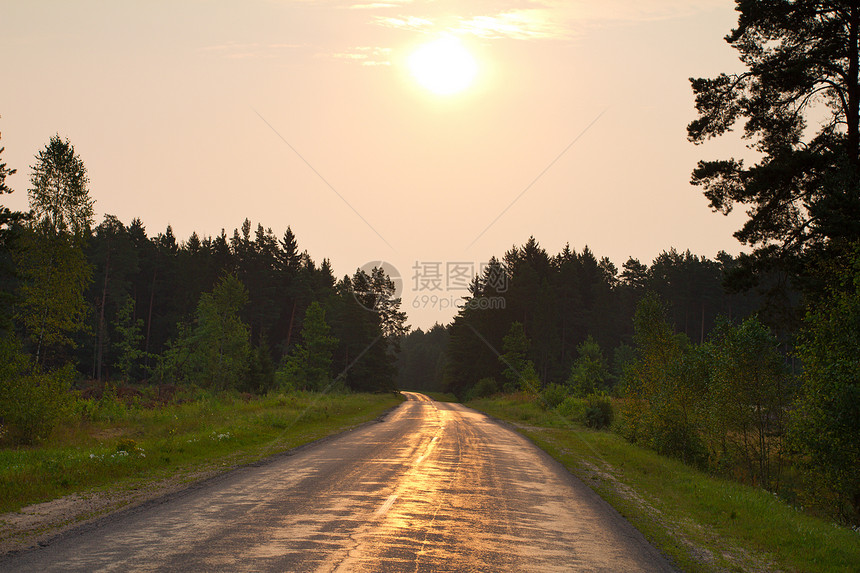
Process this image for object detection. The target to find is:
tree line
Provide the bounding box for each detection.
[432,238,767,399]
[0,131,406,444]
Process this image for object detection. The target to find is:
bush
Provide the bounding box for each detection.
[470,377,499,400]
[76,384,130,422]
[557,396,586,423]
[648,409,707,467]
[0,338,74,445]
[584,394,614,430]
[542,383,568,409]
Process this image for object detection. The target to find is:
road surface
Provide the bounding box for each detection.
[2,392,676,572]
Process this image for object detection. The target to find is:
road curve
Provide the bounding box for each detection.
[2,392,676,572]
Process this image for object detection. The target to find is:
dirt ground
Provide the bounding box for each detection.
[0,466,224,556]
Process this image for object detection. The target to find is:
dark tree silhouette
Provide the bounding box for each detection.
[689,1,860,282]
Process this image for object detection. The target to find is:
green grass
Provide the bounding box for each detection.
[0,391,403,515]
[469,394,860,573]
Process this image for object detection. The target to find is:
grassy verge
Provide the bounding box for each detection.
[0,391,403,515]
[468,394,860,573]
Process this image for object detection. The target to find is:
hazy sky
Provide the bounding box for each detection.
[2,0,753,328]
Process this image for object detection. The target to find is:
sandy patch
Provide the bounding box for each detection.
[0,466,223,556]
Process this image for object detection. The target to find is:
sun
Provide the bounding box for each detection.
[408,36,478,96]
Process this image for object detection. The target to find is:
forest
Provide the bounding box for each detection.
[0,133,407,445]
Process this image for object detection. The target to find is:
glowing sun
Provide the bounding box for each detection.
[408,36,478,95]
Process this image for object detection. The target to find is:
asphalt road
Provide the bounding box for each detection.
[2,392,676,572]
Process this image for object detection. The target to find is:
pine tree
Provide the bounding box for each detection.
[0,121,25,330]
[688,1,860,280]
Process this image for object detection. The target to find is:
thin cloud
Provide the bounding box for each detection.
[373,15,435,31]
[454,10,569,40]
[329,46,393,65]
[365,0,730,41]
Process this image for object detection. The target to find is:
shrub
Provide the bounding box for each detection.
[542,383,568,409]
[584,393,614,430]
[647,408,707,467]
[470,377,499,400]
[0,338,74,445]
[557,396,586,424]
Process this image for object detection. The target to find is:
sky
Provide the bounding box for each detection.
[2,0,754,329]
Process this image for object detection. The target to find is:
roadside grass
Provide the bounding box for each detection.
[468,394,860,573]
[0,391,403,515]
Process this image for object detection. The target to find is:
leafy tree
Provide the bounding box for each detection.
[113,295,149,381]
[610,343,637,392]
[15,136,94,364]
[16,232,91,365]
[280,302,338,391]
[352,265,408,339]
[28,135,93,238]
[498,321,538,393]
[566,335,609,396]
[792,250,860,523]
[160,274,250,389]
[688,1,860,278]
[710,316,789,489]
[622,293,706,464]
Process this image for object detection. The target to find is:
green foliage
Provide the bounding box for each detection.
[542,382,568,409]
[566,335,609,396]
[469,377,499,400]
[159,274,251,389]
[0,336,74,445]
[15,230,92,364]
[113,295,150,381]
[13,135,95,365]
[621,294,709,466]
[709,316,789,489]
[623,291,793,479]
[28,135,94,239]
[244,341,275,394]
[441,238,762,401]
[792,251,860,523]
[499,321,539,393]
[584,394,613,430]
[331,267,401,393]
[610,343,636,394]
[556,395,587,422]
[279,302,338,391]
[621,294,679,442]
